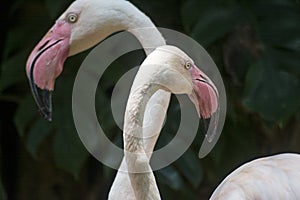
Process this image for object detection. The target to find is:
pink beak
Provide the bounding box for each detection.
[188,64,219,144]
[189,64,219,119]
[26,20,72,121]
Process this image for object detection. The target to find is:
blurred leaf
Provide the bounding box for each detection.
[50,73,89,178]
[0,51,28,91]
[181,0,209,32]
[53,120,89,179]
[271,49,300,78]
[157,166,184,190]
[296,110,300,122]
[2,27,27,59]
[175,150,203,188]
[218,116,257,168]
[243,58,300,122]
[2,2,52,58]
[26,118,53,158]
[191,6,245,47]
[14,95,37,137]
[0,177,6,200]
[44,0,70,20]
[248,0,299,19]
[257,13,300,51]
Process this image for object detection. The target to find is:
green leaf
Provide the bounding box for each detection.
[248,0,299,18]
[50,73,89,178]
[181,0,209,32]
[44,0,70,20]
[26,118,53,158]
[296,109,300,122]
[191,6,245,47]
[14,95,37,137]
[258,13,300,51]
[243,58,300,122]
[2,3,52,60]
[175,150,203,188]
[271,49,300,78]
[157,166,184,190]
[0,177,6,200]
[2,27,27,59]
[0,51,28,91]
[53,122,89,179]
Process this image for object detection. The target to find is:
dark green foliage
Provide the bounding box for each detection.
[0,177,6,200]
[1,0,300,199]
[243,58,300,122]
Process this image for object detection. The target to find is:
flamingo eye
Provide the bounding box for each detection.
[185,62,191,70]
[67,13,78,23]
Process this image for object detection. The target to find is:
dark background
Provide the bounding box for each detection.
[1,0,300,199]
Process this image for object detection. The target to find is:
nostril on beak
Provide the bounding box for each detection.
[37,40,50,52]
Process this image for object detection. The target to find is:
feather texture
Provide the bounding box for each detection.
[210,153,300,200]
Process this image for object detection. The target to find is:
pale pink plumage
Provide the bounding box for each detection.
[210,153,300,200]
[123,45,219,200]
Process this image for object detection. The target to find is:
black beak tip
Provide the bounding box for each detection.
[39,107,52,122]
[30,82,53,122]
[202,117,211,134]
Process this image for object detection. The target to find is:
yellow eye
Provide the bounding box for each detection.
[67,13,78,23]
[185,62,191,69]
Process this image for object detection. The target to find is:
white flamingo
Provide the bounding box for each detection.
[25,0,168,198]
[25,1,220,199]
[122,45,218,199]
[210,153,300,200]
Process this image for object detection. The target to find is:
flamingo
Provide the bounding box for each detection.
[122,45,218,199]
[25,0,169,198]
[25,0,220,199]
[210,153,300,199]
[25,0,167,121]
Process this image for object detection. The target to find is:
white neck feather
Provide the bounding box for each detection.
[123,80,161,200]
[120,1,166,55]
[105,1,169,199]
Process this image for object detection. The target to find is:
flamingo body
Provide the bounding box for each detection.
[210,153,300,200]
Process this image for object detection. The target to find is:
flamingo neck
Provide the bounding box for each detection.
[124,83,157,153]
[116,1,166,55]
[123,6,169,153]
[113,1,166,55]
[123,81,161,200]
[125,15,166,55]
[68,0,165,56]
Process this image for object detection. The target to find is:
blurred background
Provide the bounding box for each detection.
[1,0,300,199]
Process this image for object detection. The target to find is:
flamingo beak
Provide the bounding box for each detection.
[187,64,221,158]
[188,64,219,119]
[30,84,53,121]
[26,20,71,121]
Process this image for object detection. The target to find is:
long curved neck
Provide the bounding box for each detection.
[96,1,168,155]
[117,1,166,55]
[123,80,161,200]
[124,83,156,150]
[108,2,169,199]
[122,4,170,154]
[126,18,166,55]
[117,0,169,157]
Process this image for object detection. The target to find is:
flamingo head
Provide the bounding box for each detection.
[26,0,133,120]
[141,45,219,119]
